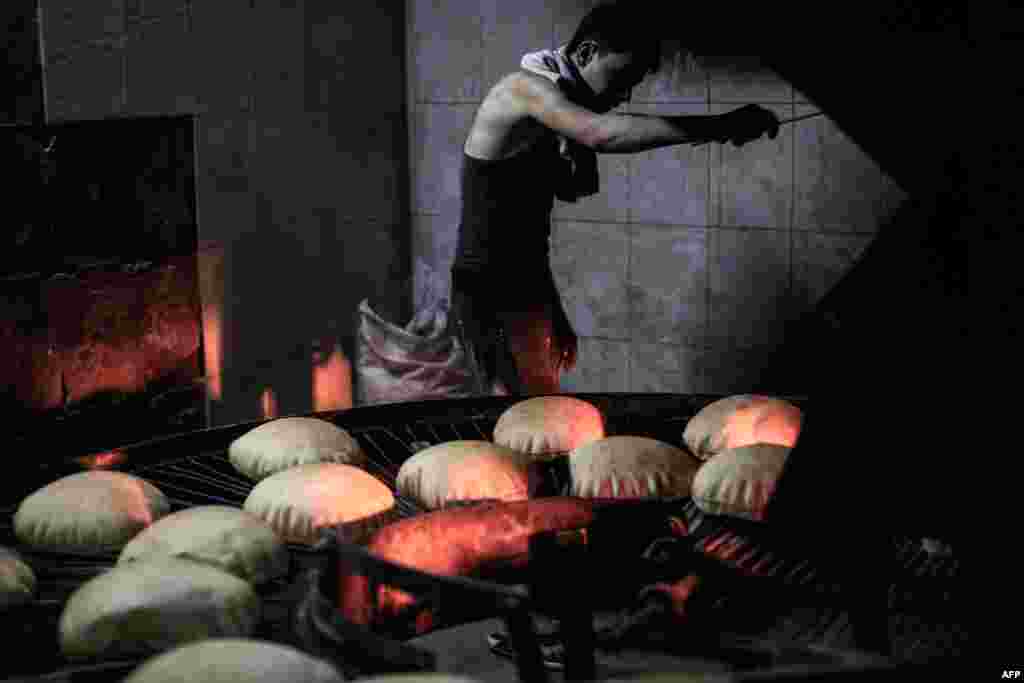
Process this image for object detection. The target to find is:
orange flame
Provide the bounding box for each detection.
[202,303,222,401]
[76,450,127,469]
[313,343,352,411]
[261,387,278,419]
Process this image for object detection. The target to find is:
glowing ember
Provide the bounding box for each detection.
[76,450,127,469]
[648,574,701,619]
[723,399,802,450]
[260,388,278,419]
[202,303,222,401]
[312,343,352,411]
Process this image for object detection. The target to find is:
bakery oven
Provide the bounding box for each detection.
[0,3,971,680]
[0,394,961,681]
[1,115,207,457]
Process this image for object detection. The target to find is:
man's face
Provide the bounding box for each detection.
[577,44,655,113]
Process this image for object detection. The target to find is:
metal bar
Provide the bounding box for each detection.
[692,110,825,147]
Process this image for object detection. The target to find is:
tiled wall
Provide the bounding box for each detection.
[2,1,45,124]
[39,0,411,424]
[407,0,908,395]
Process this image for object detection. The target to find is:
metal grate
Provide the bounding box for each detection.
[0,393,961,676]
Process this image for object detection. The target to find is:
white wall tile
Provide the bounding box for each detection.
[705,55,792,103]
[481,0,554,91]
[550,221,631,340]
[628,102,711,226]
[410,0,484,102]
[559,337,630,393]
[791,231,874,312]
[629,342,701,393]
[629,224,708,347]
[711,102,794,229]
[410,104,477,215]
[707,228,791,350]
[793,104,908,233]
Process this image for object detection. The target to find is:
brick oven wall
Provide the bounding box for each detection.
[405,1,910,395]
[37,0,411,426]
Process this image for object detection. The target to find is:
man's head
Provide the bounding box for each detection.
[566,2,660,113]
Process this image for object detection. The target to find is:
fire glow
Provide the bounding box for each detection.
[76,450,127,469]
[203,303,222,401]
[313,343,353,412]
[261,388,278,419]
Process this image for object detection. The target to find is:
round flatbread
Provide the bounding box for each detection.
[396,441,533,510]
[243,464,395,545]
[569,436,701,499]
[14,471,170,554]
[683,395,802,461]
[0,546,35,609]
[229,417,366,481]
[59,556,260,660]
[691,443,791,521]
[122,639,343,683]
[493,396,605,460]
[118,506,288,584]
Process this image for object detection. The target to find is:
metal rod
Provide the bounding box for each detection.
[779,110,825,125]
[692,110,825,147]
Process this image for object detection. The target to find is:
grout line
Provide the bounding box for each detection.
[120,29,128,114]
[36,3,49,124]
[549,217,791,231]
[418,99,487,105]
[624,219,633,349]
[704,96,713,353]
[477,4,485,102]
[789,101,797,323]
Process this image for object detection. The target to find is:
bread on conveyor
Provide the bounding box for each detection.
[14,471,170,554]
[569,436,701,499]
[397,440,533,510]
[59,556,260,660]
[0,546,35,609]
[244,463,395,545]
[493,396,605,459]
[122,638,344,683]
[118,505,288,584]
[229,417,366,481]
[683,395,801,461]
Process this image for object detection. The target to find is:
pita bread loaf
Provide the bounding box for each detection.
[569,436,701,499]
[691,443,791,521]
[243,464,395,545]
[14,471,170,554]
[493,396,605,459]
[683,395,802,461]
[396,440,533,510]
[59,556,260,660]
[0,546,35,609]
[122,639,343,683]
[229,417,366,481]
[118,506,288,584]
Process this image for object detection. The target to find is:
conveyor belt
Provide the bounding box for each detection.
[0,393,961,679]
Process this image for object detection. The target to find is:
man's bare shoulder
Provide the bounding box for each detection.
[484,71,564,109]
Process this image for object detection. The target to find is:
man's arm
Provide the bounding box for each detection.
[508,73,774,153]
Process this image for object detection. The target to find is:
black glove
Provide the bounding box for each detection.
[715,104,781,146]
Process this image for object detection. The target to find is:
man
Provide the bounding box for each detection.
[450,2,780,396]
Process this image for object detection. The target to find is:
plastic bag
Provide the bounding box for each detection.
[355,262,505,406]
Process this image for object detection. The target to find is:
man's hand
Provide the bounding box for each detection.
[715,104,780,146]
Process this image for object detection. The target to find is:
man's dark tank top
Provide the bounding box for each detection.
[453,134,561,276]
